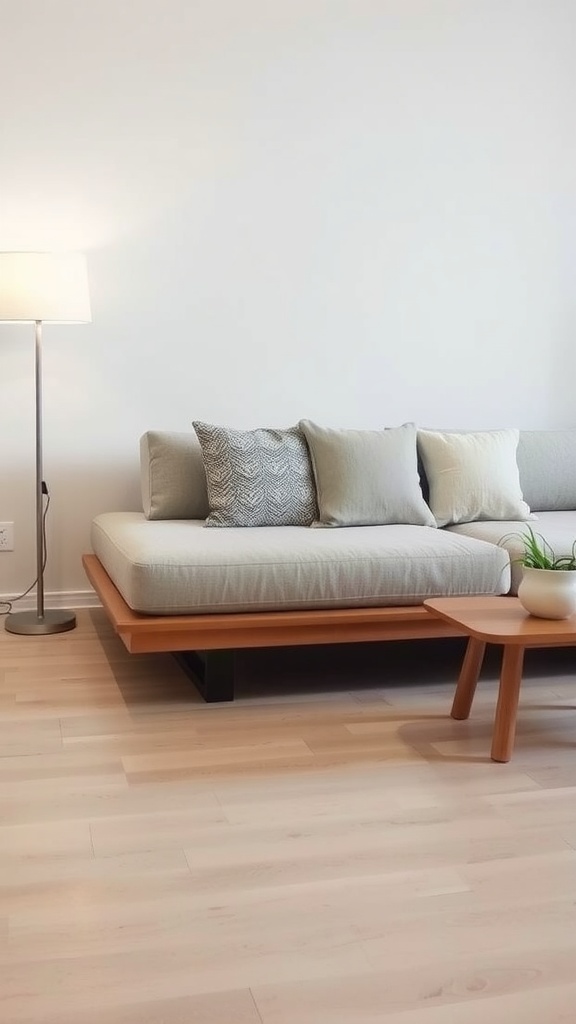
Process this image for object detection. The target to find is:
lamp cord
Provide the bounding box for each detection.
[0,489,50,615]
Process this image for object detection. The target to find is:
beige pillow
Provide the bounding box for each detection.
[417,428,532,527]
[298,420,436,528]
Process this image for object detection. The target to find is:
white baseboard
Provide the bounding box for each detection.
[0,589,101,612]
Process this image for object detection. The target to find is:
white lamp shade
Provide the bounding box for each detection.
[0,251,91,323]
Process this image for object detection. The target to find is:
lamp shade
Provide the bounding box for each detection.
[0,251,91,322]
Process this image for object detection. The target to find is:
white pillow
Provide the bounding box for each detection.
[417,428,532,527]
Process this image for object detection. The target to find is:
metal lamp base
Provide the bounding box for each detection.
[5,609,77,635]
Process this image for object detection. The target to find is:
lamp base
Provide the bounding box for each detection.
[5,609,77,635]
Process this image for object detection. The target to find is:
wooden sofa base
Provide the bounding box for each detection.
[82,553,463,701]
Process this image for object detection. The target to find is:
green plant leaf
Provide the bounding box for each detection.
[498,525,576,571]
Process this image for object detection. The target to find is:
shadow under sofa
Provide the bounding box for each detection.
[83,427,576,701]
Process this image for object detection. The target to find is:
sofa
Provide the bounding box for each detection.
[83,422,576,701]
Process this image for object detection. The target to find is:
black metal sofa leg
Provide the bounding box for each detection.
[173,649,236,702]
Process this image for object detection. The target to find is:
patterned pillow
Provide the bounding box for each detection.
[192,421,318,527]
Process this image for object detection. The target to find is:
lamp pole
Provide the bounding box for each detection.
[6,320,77,635]
[0,251,90,635]
[35,319,45,619]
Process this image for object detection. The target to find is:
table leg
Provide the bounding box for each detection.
[491,644,525,763]
[451,637,486,720]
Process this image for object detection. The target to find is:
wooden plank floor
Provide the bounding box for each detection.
[2,608,576,1022]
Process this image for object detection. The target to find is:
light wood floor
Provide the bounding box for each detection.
[2,609,576,1023]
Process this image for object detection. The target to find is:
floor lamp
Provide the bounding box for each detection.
[0,252,91,635]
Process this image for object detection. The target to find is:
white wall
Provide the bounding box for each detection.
[0,0,575,597]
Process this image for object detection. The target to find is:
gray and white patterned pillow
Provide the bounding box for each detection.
[192,421,318,527]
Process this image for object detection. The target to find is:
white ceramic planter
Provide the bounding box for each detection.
[518,567,576,620]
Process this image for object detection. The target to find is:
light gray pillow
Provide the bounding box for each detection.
[193,421,318,527]
[298,420,436,528]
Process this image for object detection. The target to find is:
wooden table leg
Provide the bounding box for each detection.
[451,637,486,720]
[491,644,525,763]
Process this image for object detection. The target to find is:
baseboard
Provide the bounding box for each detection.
[0,589,101,612]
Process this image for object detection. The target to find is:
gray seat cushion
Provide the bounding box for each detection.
[91,512,511,615]
[448,511,576,593]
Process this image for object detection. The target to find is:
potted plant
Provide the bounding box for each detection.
[502,526,576,619]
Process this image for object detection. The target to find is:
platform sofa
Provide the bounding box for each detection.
[83,423,576,700]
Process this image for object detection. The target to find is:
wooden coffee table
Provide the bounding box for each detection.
[424,596,576,762]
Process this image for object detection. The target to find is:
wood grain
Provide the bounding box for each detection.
[2,608,576,1021]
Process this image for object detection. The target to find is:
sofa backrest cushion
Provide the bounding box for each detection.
[140,426,576,522]
[517,430,576,512]
[140,431,209,520]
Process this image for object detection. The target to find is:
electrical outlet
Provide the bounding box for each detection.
[0,522,14,551]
